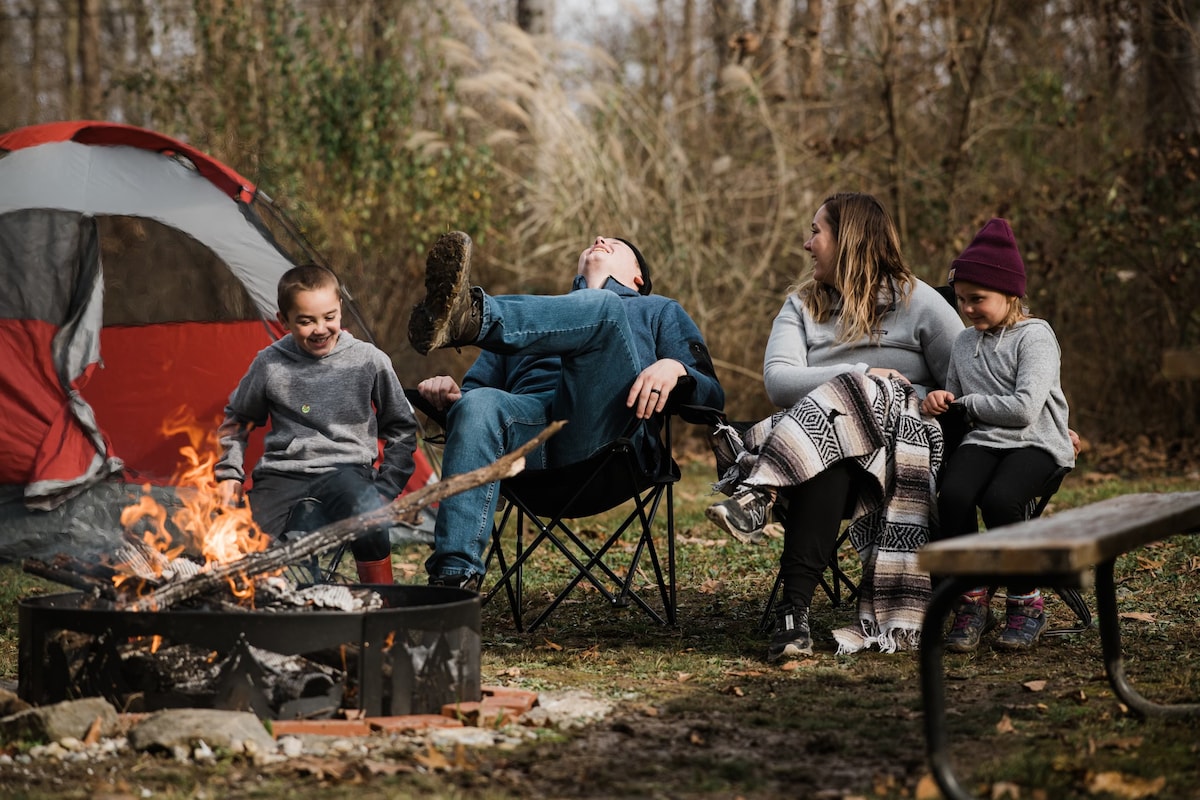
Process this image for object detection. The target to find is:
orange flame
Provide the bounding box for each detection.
[116,407,273,606]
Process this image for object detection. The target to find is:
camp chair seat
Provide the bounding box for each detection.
[484,433,681,632]
[406,388,687,632]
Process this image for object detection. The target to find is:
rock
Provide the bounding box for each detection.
[0,687,31,717]
[0,697,117,744]
[127,708,275,756]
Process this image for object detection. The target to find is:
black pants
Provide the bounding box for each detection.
[935,444,1060,596]
[778,463,857,610]
[248,465,392,562]
[774,412,966,611]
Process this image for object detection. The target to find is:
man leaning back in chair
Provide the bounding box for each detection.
[408,232,725,590]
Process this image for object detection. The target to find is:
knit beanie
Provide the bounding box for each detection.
[948,218,1026,297]
[615,237,652,295]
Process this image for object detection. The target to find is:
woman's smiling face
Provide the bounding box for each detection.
[804,204,838,287]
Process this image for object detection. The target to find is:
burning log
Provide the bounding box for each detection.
[110,420,566,612]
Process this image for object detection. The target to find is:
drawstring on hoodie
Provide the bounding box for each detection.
[973,326,1007,357]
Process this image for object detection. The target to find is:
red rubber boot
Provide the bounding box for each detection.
[355,556,394,585]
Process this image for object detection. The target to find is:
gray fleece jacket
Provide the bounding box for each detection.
[947,318,1075,468]
[763,279,964,406]
[214,331,418,498]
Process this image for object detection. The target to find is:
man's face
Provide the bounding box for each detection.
[278,286,342,357]
[577,236,644,291]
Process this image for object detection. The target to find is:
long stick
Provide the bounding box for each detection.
[118,421,565,612]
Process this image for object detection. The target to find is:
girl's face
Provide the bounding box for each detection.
[804,205,837,287]
[953,280,1010,331]
[279,286,342,357]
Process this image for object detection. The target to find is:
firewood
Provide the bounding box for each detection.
[116,420,566,612]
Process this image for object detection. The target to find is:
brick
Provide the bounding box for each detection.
[270,718,373,737]
[481,686,539,715]
[369,714,465,733]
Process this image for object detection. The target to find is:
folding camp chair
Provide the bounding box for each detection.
[1028,466,1093,636]
[406,388,687,632]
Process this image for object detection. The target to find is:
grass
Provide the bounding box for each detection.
[1,460,1198,798]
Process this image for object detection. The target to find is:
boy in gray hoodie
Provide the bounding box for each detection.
[921,218,1075,651]
[215,264,418,584]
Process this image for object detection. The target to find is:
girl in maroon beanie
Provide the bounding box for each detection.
[921,218,1075,651]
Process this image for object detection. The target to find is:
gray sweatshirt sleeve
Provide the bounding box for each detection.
[763,296,872,408]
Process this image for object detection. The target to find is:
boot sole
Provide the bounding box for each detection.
[705,505,765,545]
[768,639,814,661]
[944,614,997,653]
[409,231,472,354]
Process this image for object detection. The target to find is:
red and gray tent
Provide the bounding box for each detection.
[0,121,429,519]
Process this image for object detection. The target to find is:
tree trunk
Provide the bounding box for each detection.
[1145,0,1200,141]
[943,1,1000,203]
[798,0,825,102]
[757,0,791,103]
[78,0,102,118]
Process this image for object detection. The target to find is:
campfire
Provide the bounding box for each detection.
[18,414,564,719]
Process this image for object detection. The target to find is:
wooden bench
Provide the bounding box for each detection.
[916,491,1200,800]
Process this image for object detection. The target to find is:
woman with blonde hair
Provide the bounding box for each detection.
[708,192,964,660]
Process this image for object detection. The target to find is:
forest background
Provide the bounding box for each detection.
[2,0,1198,459]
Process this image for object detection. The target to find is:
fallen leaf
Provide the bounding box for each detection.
[362,759,416,776]
[1023,680,1047,692]
[1097,736,1144,751]
[697,578,724,594]
[915,773,941,800]
[83,715,104,745]
[675,672,693,682]
[413,745,452,771]
[542,639,563,651]
[1085,770,1166,798]
[991,781,1021,799]
[689,730,706,745]
[1118,611,1156,623]
[723,685,745,697]
[1135,556,1164,571]
[780,658,818,671]
[996,713,1016,734]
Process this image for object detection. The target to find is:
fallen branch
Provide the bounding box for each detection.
[23,558,120,602]
[117,420,566,612]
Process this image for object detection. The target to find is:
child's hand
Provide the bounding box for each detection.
[218,479,244,508]
[921,390,955,416]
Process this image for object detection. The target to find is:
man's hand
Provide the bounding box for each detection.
[627,359,687,419]
[922,389,956,417]
[418,375,463,411]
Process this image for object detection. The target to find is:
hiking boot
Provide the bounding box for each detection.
[428,573,482,592]
[994,604,1048,651]
[944,600,997,653]
[768,604,813,661]
[706,486,773,545]
[408,231,482,355]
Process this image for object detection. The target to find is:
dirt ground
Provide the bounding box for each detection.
[2,584,1198,800]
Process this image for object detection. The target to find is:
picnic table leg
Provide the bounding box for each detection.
[1096,559,1200,718]
[920,576,979,800]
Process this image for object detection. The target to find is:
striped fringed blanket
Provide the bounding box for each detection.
[740,371,944,653]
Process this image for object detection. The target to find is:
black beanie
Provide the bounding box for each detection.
[615,237,652,295]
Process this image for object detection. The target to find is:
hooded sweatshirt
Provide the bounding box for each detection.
[946,318,1074,468]
[214,331,418,498]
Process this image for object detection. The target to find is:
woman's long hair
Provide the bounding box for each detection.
[797,193,916,343]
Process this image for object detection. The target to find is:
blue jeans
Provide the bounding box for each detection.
[427,289,650,580]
